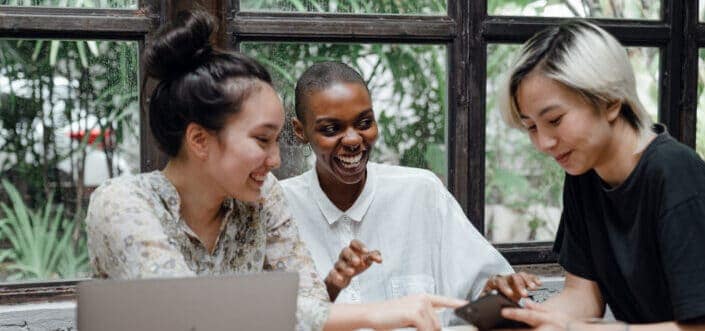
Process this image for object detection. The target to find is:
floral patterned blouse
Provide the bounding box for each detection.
[85,171,331,331]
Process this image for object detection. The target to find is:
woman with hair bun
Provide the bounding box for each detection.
[494,21,705,330]
[85,10,464,331]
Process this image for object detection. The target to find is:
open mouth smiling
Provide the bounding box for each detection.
[336,153,363,168]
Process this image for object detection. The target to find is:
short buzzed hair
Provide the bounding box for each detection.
[294,61,369,122]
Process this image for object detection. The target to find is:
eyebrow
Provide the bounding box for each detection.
[519,105,560,120]
[313,109,374,125]
[356,109,374,118]
[257,123,280,131]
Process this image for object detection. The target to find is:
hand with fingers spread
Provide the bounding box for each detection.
[325,239,382,301]
[501,300,573,331]
[366,294,468,331]
[482,271,542,302]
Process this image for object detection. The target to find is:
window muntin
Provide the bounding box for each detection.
[488,0,659,20]
[697,49,705,158]
[0,0,136,8]
[239,0,445,15]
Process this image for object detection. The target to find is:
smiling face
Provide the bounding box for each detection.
[294,82,378,186]
[204,83,284,202]
[515,72,620,176]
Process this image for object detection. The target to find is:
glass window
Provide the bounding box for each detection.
[240,0,445,15]
[240,43,448,182]
[489,0,659,20]
[485,44,659,243]
[701,0,705,22]
[0,0,136,8]
[0,39,139,282]
[697,49,705,158]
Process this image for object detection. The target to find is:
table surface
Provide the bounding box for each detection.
[394,326,478,331]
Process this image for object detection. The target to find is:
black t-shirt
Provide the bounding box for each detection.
[554,125,705,323]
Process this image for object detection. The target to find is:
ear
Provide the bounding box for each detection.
[292,117,308,144]
[605,100,622,123]
[184,122,212,160]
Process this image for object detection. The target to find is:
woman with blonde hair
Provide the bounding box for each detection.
[497,21,705,330]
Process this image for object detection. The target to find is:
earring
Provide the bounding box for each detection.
[303,144,312,157]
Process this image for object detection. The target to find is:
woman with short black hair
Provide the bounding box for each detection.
[281,61,527,326]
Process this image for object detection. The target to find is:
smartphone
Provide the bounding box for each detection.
[454,293,530,331]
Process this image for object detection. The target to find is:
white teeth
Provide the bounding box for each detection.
[337,153,362,166]
[251,174,266,181]
[337,155,362,169]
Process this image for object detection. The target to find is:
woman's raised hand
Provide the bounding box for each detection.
[325,239,382,301]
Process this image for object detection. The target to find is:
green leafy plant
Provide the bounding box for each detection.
[0,180,88,281]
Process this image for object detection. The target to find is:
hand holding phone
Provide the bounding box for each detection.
[454,293,530,331]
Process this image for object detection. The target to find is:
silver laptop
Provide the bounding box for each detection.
[77,272,299,331]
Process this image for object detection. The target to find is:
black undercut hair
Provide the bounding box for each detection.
[294,61,369,122]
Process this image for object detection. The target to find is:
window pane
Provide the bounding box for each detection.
[1,0,135,8]
[701,0,705,22]
[240,0,445,14]
[0,39,139,282]
[697,49,705,158]
[489,0,659,20]
[240,43,448,182]
[485,44,659,243]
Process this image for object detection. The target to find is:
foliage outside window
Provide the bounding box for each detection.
[0,0,136,8]
[488,0,660,20]
[240,0,445,14]
[485,44,659,243]
[0,39,139,282]
[241,43,448,182]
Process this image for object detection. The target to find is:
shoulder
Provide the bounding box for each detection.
[644,136,705,210]
[86,172,163,225]
[644,135,704,173]
[639,135,705,191]
[279,170,310,194]
[371,163,444,190]
[90,172,157,206]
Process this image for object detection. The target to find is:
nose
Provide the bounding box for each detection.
[535,128,557,153]
[341,127,362,150]
[265,145,281,169]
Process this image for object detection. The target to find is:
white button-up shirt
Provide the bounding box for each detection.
[281,163,513,324]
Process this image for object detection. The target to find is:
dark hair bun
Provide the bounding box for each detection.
[144,10,274,157]
[144,10,214,80]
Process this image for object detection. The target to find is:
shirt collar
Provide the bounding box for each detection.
[306,163,377,225]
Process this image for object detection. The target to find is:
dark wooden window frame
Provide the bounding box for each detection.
[0,0,701,301]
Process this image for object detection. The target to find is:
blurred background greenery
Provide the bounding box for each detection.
[0,0,697,282]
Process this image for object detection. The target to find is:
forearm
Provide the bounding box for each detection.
[540,287,603,319]
[572,322,705,331]
[630,322,705,331]
[322,304,375,331]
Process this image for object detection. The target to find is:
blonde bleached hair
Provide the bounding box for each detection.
[498,20,652,132]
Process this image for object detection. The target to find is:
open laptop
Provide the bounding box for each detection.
[77,272,299,331]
